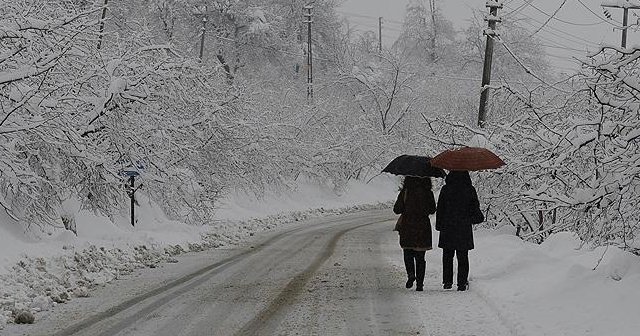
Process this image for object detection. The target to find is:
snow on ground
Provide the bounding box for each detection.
[381,223,640,336]
[466,228,640,336]
[1,173,640,336]
[0,175,399,330]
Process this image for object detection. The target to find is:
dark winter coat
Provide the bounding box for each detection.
[393,178,436,250]
[436,171,484,251]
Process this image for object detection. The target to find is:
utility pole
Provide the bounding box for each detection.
[428,0,437,62]
[303,5,314,102]
[602,1,640,48]
[378,17,383,52]
[199,15,207,60]
[97,0,108,49]
[477,0,502,128]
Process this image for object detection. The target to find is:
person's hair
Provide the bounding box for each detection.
[445,171,472,185]
[402,176,432,190]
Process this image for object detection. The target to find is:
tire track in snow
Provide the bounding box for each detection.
[233,219,389,336]
[49,214,388,336]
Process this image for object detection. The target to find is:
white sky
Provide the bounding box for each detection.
[339,0,640,72]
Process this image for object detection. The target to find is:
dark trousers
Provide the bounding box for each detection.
[403,249,426,285]
[442,249,469,286]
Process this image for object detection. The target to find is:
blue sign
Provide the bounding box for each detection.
[117,160,144,178]
[118,167,140,177]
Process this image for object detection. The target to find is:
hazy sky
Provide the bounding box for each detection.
[338,0,640,72]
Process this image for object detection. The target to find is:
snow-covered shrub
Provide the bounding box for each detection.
[420,46,640,251]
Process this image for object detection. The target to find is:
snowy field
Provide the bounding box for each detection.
[1,175,639,335]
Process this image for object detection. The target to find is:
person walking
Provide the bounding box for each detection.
[393,176,436,291]
[435,171,484,291]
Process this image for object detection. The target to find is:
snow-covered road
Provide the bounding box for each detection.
[14,210,514,336]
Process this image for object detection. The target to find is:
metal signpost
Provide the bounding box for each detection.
[119,166,142,227]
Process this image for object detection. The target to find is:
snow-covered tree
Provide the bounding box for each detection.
[419,45,640,251]
[393,0,456,64]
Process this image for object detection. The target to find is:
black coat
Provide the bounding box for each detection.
[436,171,484,251]
[393,183,436,250]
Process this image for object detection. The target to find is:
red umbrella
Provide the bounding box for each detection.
[430,147,505,171]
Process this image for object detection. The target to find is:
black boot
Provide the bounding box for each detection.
[406,278,415,289]
[456,250,470,292]
[403,249,416,289]
[442,249,454,289]
[415,254,426,292]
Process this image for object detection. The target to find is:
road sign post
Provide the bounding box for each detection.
[119,167,141,227]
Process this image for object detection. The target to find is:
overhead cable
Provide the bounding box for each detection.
[496,36,572,93]
[528,2,605,26]
[575,0,622,26]
[529,0,567,38]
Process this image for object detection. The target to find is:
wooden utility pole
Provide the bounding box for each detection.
[477,0,503,128]
[428,0,437,61]
[378,17,383,52]
[303,5,314,102]
[199,15,207,60]
[602,1,640,48]
[97,0,108,49]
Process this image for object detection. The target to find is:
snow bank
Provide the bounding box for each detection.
[0,176,398,329]
[213,175,399,221]
[469,230,640,336]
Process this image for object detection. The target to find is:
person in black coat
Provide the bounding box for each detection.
[435,171,484,291]
[393,176,436,291]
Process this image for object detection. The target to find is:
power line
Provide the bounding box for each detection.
[507,10,601,47]
[539,43,591,53]
[497,36,571,93]
[544,52,583,63]
[348,25,397,40]
[343,17,405,32]
[510,40,591,53]
[510,9,601,45]
[203,34,550,84]
[347,18,403,33]
[529,31,599,52]
[575,0,623,26]
[529,0,567,37]
[528,2,605,26]
[343,15,404,28]
[211,34,332,62]
[508,34,594,53]
[337,10,405,25]
[505,0,533,16]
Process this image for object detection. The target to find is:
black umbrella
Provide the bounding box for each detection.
[382,155,446,178]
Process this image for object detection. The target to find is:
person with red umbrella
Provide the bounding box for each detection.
[430,147,504,291]
[434,171,484,291]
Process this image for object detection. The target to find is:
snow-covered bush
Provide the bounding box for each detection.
[420,46,640,251]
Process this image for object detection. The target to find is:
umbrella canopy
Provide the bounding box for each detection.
[430,147,505,171]
[382,155,447,178]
